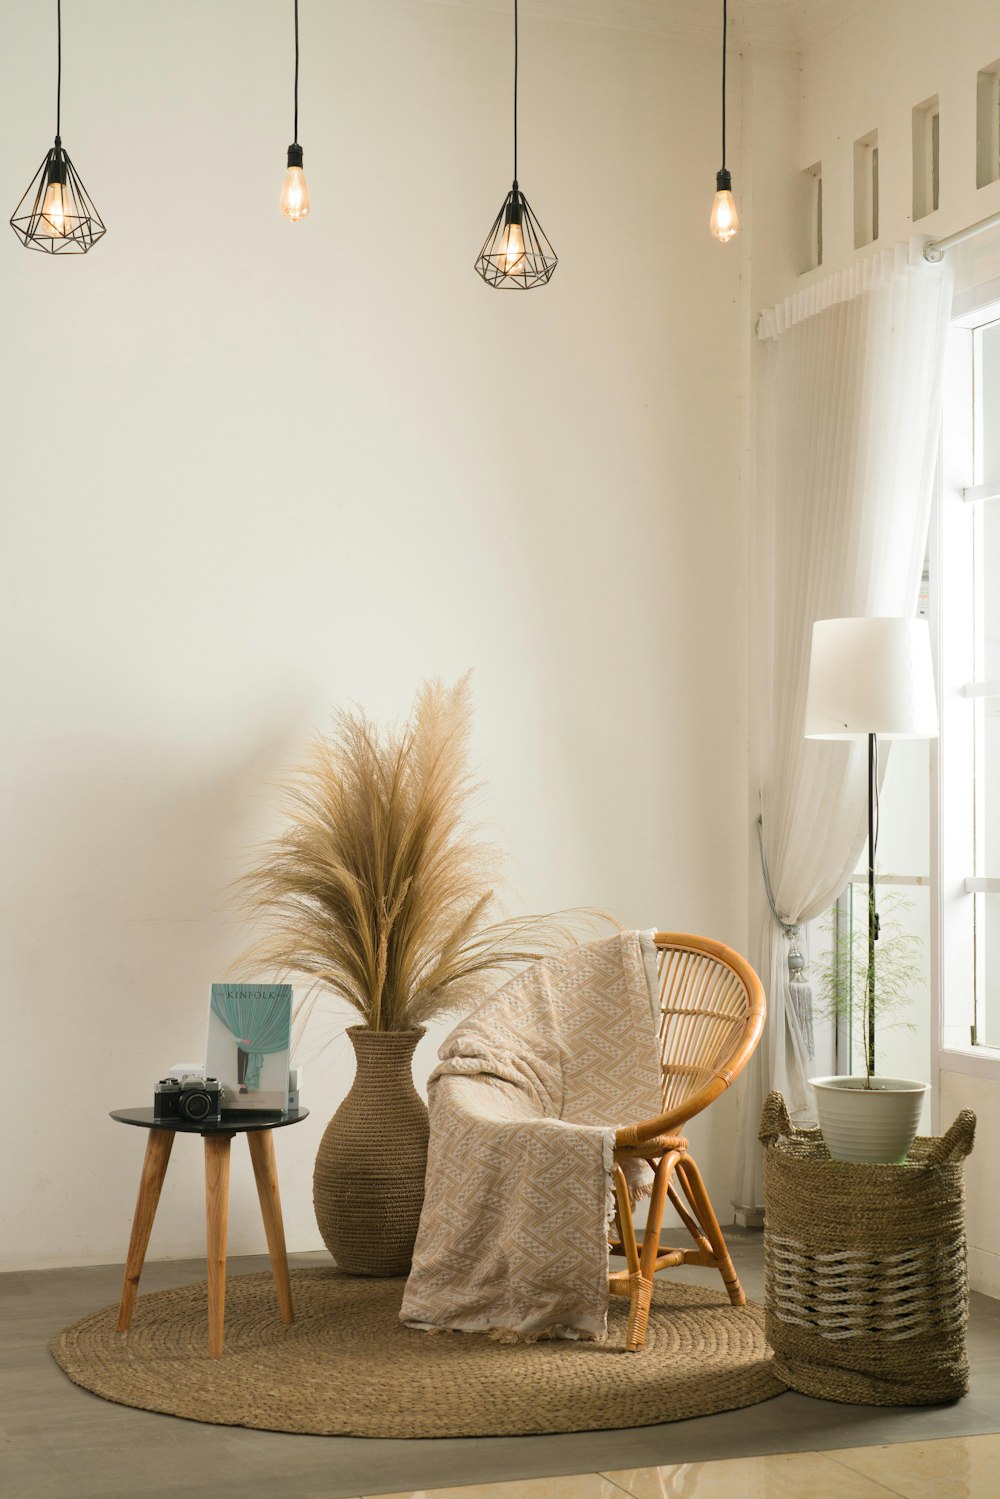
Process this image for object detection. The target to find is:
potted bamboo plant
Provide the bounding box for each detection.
[236,675,573,1276]
[810,886,928,1163]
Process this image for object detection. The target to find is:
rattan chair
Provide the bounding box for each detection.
[610,931,766,1351]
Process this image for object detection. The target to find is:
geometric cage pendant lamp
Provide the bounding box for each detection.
[709,0,739,243]
[9,0,106,254]
[474,0,556,289]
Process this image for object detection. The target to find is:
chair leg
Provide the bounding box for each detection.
[618,1150,682,1353]
[666,1181,712,1256]
[613,1167,641,1276]
[626,1272,654,1352]
[614,1166,652,1352]
[639,1150,681,1280]
[676,1155,745,1307]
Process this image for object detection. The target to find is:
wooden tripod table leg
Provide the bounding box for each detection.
[204,1134,232,1359]
[117,1130,175,1333]
[248,1129,294,1325]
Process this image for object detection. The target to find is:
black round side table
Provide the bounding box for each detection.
[111,1107,309,1359]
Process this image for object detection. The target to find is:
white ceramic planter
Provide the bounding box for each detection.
[809,1075,929,1164]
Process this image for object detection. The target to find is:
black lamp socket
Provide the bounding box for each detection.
[505,185,523,226]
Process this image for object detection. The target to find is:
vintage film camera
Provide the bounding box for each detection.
[154,1073,222,1125]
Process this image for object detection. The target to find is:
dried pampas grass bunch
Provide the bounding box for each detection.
[236,675,579,1032]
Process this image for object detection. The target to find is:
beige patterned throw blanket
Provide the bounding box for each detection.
[400,930,663,1340]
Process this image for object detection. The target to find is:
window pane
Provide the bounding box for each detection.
[879,739,929,877]
[985,503,1000,679]
[985,694,1000,878]
[977,892,1000,1047]
[838,881,931,1128]
[979,319,1000,485]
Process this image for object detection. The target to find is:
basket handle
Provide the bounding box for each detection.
[924,1108,977,1165]
[758,1090,821,1147]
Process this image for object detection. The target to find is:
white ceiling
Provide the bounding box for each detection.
[433,0,877,50]
[737,0,877,48]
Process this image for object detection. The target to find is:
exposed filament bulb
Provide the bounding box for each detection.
[710,169,739,244]
[280,145,310,222]
[498,219,526,274]
[40,178,71,237]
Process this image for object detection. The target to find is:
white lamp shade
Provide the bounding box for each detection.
[804,617,939,740]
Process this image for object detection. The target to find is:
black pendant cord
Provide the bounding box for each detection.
[55,0,62,143]
[721,0,727,170]
[513,0,519,184]
[293,0,300,145]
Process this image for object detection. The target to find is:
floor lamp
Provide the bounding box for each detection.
[804,617,938,1075]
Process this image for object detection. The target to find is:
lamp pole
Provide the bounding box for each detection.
[867,730,879,1077]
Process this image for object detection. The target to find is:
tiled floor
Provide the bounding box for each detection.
[358,1435,1000,1498]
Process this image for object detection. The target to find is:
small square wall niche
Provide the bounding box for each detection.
[800,162,822,272]
[913,96,940,220]
[977,60,1000,188]
[854,129,879,248]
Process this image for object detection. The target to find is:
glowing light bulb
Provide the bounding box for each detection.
[40,178,71,237]
[710,170,739,243]
[710,189,739,242]
[280,143,310,222]
[497,219,526,274]
[280,165,310,221]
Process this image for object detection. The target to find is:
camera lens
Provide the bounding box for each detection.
[183,1091,212,1121]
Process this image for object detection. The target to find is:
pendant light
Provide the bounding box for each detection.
[475,0,556,289]
[280,0,310,221]
[709,0,739,243]
[9,0,105,254]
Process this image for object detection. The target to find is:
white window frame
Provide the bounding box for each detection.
[931,275,1000,1120]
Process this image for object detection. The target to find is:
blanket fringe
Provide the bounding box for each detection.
[604,1128,654,1216]
[603,1128,618,1236]
[488,1324,605,1344]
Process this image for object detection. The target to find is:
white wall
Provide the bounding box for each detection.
[941,1070,1000,1297]
[1,1,748,1270]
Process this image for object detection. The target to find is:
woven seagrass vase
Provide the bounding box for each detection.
[313,1026,429,1277]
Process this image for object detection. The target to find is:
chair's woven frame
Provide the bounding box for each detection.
[609,932,766,1352]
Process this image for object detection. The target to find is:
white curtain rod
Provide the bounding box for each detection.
[924,209,1000,262]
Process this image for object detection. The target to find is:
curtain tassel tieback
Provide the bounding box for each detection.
[756,815,815,1059]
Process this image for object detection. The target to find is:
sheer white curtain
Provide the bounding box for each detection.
[733,240,954,1212]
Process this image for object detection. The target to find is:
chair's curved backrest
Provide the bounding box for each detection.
[626,932,766,1144]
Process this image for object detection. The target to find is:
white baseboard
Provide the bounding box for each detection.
[969,1245,1000,1299]
[733,1202,765,1230]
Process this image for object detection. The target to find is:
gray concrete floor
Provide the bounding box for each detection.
[3,1229,998,1499]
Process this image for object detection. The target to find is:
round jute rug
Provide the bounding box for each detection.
[51,1270,784,1438]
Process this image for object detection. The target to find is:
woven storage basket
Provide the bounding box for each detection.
[759,1090,976,1406]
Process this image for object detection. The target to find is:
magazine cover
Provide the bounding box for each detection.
[206,983,292,1114]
